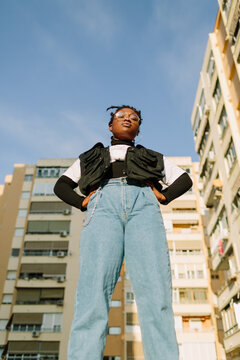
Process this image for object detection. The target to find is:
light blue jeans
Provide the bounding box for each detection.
[68,178,179,360]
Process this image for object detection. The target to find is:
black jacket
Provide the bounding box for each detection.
[79,142,165,196]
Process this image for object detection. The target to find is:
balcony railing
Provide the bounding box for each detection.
[23,250,68,257]
[224,323,239,337]
[15,299,64,306]
[7,355,58,360]
[11,324,61,332]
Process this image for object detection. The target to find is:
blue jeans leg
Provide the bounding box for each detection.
[67,188,125,360]
[124,185,179,360]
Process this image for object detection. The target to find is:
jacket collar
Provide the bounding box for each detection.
[111,138,135,147]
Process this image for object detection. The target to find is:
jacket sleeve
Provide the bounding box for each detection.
[54,159,87,212]
[159,157,193,205]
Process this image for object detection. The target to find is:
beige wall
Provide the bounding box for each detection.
[0,165,26,300]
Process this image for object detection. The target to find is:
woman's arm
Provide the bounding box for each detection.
[160,172,193,204]
[152,157,193,205]
[54,175,87,211]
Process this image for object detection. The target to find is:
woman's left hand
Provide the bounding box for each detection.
[146,182,167,203]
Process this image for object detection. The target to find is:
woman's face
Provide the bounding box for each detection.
[109,107,140,141]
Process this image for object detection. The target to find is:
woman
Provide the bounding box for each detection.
[54,105,192,360]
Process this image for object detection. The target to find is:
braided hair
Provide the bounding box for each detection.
[106,105,142,126]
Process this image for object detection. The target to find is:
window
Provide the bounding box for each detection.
[14,228,24,237]
[41,313,62,332]
[207,52,215,80]
[12,324,41,332]
[210,208,229,255]
[0,319,8,330]
[33,182,55,196]
[2,294,13,304]
[232,188,240,213]
[213,79,221,107]
[18,209,27,217]
[218,106,228,137]
[198,122,210,155]
[126,291,135,304]
[193,290,207,302]
[6,271,17,280]
[24,174,33,181]
[225,138,237,175]
[174,288,208,304]
[197,270,204,278]
[223,0,232,16]
[232,17,240,45]
[11,248,20,257]
[21,191,30,199]
[192,91,205,139]
[198,91,206,116]
[26,221,70,235]
[109,300,121,307]
[108,327,121,335]
[7,355,58,360]
[200,158,214,187]
[182,167,192,175]
[36,167,68,178]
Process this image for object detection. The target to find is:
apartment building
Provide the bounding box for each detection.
[191,1,240,359]
[123,157,221,360]
[0,159,124,360]
[0,157,224,360]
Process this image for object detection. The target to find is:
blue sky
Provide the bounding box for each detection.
[0,0,218,184]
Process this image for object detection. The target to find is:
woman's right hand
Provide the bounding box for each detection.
[82,190,97,209]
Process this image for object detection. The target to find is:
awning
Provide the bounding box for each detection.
[24,241,68,250]
[12,313,43,325]
[20,263,66,274]
[8,341,39,353]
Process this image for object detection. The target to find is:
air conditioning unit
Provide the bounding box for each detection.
[57,251,65,258]
[60,230,67,237]
[57,299,64,306]
[227,270,237,283]
[208,151,216,163]
[204,105,210,116]
[63,209,71,215]
[32,330,40,338]
[214,190,222,199]
[56,275,66,283]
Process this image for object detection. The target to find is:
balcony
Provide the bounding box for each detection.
[217,272,240,310]
[172,278,208,288]
[224,326,240,353]
[164,211,199,225]
[211,229,230,271]
[176,328,216,343]
[173,303,211,315]
[204,181,223,208]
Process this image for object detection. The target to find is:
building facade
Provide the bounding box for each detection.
[191,1,240,359]
[0,157,221,360]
